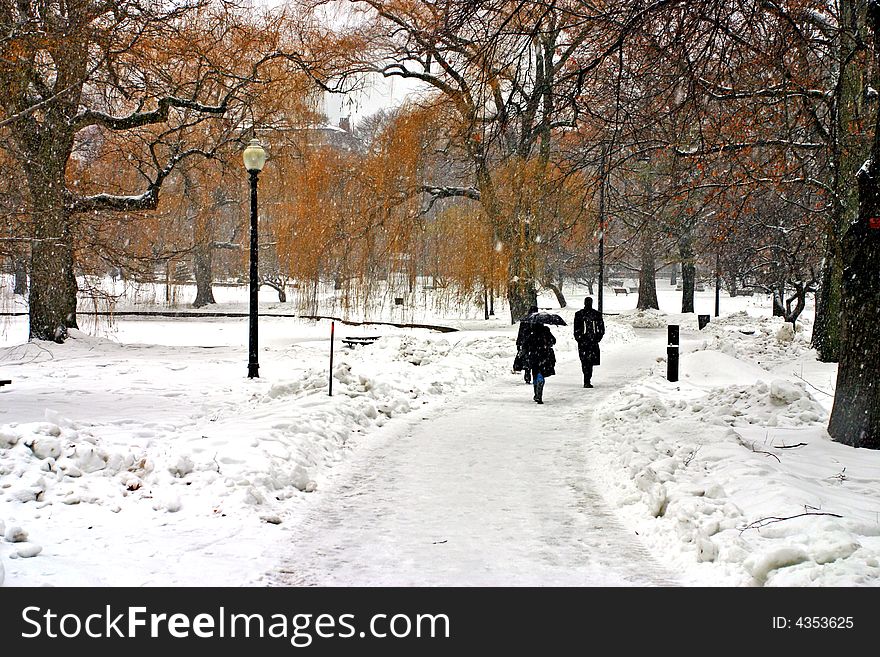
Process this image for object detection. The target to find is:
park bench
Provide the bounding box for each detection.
[0,380,11,388]
[341,336,380,348]
[613,287,629,295]
[628,286,639,293]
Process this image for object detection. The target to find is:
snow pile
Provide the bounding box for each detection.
[0,329,517,584]
[602,321,637,345]
[614,309,668,329]
[1,333,516,525]
[590,324,880,586]
[693,314,813,370]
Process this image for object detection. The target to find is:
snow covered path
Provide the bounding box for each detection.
[270,339,679,586]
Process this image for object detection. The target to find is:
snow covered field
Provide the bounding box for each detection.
[2,279,878,586]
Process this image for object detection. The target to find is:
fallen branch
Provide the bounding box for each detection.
[739,511,843,534]
[772,442,808,449]
[792,373,834,397]
[733,432,781,462]
[746,443,781,462]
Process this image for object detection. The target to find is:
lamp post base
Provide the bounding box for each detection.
[248,363,260,379]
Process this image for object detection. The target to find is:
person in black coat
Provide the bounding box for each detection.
[522,322,556,404]
[573,296,605,388]
[515,305,539,383]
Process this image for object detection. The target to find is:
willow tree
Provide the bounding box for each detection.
[338,0,611,321]
[0,0,327,340]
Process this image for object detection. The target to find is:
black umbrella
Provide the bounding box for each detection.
[518,312,567,326]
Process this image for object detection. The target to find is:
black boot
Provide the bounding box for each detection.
[524,372,531,384]
[534,378,544,404]
[584,367,593,388]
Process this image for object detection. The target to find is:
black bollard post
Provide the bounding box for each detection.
[667,324,679,382]
[698,314,710,330]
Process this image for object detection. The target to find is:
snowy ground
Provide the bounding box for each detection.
[1,278,878,586]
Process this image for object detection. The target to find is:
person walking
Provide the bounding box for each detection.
[573,296,605,388]
[515,305,539,383]
[522,322,556,404]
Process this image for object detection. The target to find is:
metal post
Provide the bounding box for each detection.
[667,324,679,382]
[329,321,335,396]
[247,169,260,379]
[715,246,721,317]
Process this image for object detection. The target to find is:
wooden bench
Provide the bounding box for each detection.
[341,336,380,348]
[613,287,628,295]
[0,380,11,387]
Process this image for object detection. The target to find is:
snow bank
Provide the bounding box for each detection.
[0,329,517,584]
[590,315,880,586]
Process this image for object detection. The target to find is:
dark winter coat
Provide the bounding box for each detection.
[522,324,556,377]
[574,307,605,366]
[514,319,536,371]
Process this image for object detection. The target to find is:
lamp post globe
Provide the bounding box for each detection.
[243,139,267,378]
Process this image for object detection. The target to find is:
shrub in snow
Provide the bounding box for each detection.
[4,525,28,542]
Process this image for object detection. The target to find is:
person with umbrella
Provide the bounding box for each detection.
[573,296,605,388]
[520,311,565,404]
[515,305,539,383]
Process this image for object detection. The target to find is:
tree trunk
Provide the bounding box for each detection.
[772,285,786,317]
[725,272,738,297]
[13,258,27,295]
[637,227,659,310]
[829,201,880,447]
[506,210,538,322]
[681,262,695,313]
[677,217,698,312]
[192,242,216,308]
[28,187,78,341]
[814,0,871,363]
[829,2,880,448]
[784,285,808,324]
[670,264,677,286]
[546,281,567,308]
[507,272,537,323]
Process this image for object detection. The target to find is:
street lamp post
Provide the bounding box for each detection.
[243,139,268,379]
[597,147,607,314]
